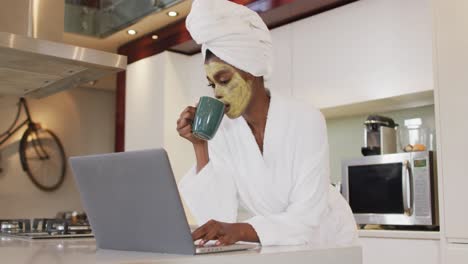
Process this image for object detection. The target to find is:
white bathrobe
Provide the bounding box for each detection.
[179,90,358,247]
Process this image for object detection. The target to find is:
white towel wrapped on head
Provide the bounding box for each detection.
[186,0,273,78]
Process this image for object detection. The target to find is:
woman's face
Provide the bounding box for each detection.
[204,60,254,119]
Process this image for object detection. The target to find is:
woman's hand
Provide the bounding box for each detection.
[176,106,205,146]
[177,105,210,173]
[192,219,259,246]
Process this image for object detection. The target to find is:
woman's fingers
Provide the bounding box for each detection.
[187,106,197,112]
[200,228,220,246]
[217,235,236,246]
[192,220,216,241]
[177,107,197,128]
[178,106,196,120]
[178,126,193,138]
[176,120,192,134]
[177,113,193,126]
[181,109,196,118]
[192,224,209,241]
[176,119,189,130]
[176,105,207,145]
[192,220,242,247]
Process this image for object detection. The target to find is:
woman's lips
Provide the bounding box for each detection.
[224,104,231,113]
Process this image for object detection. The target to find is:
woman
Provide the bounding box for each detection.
[176,0,357,247]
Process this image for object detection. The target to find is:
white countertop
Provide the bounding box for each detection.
[0,236,362,264]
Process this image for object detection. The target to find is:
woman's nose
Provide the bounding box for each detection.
[214,91,223,100]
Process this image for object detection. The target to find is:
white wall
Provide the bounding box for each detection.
[0,88,115,218]
[125,52,209,224]
[125,52,208,181]
[163,53,207,179]
[125,54,166,151]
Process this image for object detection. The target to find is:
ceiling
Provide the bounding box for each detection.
[60,0,357,91]
[62,0,192,53]
[60,0,191,91]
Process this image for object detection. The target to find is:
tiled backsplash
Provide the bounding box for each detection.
[326,105,436,184]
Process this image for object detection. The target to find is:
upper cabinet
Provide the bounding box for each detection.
[289,0,434,109]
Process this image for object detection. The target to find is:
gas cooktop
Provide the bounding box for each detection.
[0,213,93,239]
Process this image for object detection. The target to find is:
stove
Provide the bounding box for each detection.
[0,212,93,239]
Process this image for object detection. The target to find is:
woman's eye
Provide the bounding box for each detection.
[219,79,230,85]
[207,83,215,88]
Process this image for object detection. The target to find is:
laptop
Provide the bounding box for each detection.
[69,148,258,255]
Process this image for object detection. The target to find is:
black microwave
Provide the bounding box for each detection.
[341,151,438,226]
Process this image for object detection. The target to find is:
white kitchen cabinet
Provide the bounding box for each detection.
[446,244,468,264]
[125,53,166,151]
[291,0,433,109]
[433,0,468,241]
[360,237,440,264]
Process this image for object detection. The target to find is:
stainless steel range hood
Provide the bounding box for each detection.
[0,0,127,98]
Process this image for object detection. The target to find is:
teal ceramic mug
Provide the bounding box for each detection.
[192,96,225,140]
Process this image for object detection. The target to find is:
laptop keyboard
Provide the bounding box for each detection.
[194,240,219,248]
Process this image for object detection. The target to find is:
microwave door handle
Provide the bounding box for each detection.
[408,162,414,215]
[402,160,414,216]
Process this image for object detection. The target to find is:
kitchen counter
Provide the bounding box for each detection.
[0,236,362,264]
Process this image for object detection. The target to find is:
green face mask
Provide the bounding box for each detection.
[204,62,253,119]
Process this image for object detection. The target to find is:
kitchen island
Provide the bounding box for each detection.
[0,236,362,264]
